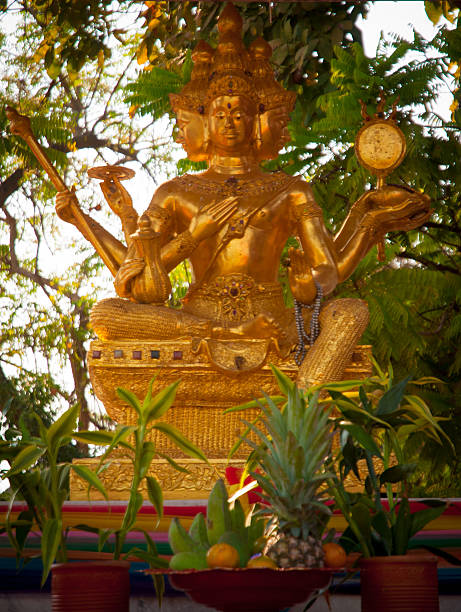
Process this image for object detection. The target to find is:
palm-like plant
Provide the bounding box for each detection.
[2,377,208,591]
[227,366,334,568]
[325,365,453,558]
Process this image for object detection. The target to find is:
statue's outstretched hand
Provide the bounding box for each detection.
[189,196,238,242]
[287,247,317,305]
[55,189,80,225]
[362,185,431,233]
[114,257,145,298]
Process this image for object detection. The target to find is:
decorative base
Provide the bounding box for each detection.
[70,458,242,501]
[78,339,372,500]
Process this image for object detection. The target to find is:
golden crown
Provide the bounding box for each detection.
[172,2,296,115]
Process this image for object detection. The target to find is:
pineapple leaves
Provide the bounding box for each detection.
[237,377,334,544]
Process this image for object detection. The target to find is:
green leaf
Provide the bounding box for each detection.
[122,491,143,532]
[41,518,62,585]
[143,380,180,425]
[270,364,294,396]
[145,475,163,519]
[380,466,407,485]
[419,544,461,566]
[393,498,411,555]
[224,396,284,414]
[98,528,114,552]
[126,546,169,567]
[409,504,446,538]
[341,424,382,458]
[151,572,165,607]
[74,429,135,452]
[139,441,156,479]
[371,510,392,555]
[152,423,208,463]
[71,464,108,500]
[116,387,142,416]
[425,0,443,24]
[350,502,372,540]
[72,430,116,445]
[376,377,410,417]
[6,445,46,476]
[47,403,80,455]
[156,451,189,473]
[142,376,156,414]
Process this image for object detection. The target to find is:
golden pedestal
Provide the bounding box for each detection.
[70,339,372,500]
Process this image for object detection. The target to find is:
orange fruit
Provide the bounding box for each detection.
[206,543,240,568]
[246,554,278,569]
[322,542,347,568]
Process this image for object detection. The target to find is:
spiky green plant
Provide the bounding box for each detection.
[228,366,334,568]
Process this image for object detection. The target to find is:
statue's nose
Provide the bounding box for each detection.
[225,114,234,128]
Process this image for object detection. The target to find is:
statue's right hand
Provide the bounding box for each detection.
[100,179,135,218]
[189,196,238,242]
[114,257,145,298]
[55,190,79,224]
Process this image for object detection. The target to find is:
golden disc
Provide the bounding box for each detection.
[355,119,406,176]
[87,165,136,181]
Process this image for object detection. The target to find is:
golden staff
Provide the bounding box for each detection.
[5,106,118,276]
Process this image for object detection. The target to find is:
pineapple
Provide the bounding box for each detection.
[242,368,333,569]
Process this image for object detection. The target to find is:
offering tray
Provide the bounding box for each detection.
[146,567,333,612]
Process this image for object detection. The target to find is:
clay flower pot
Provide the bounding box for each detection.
[359,554,439,612]
[51,561,130,612]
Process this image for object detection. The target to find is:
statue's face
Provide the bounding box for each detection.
[175,109,207,161]
[258,107,290,160]
[208,95,255,154]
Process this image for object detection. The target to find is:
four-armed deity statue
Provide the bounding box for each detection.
[7,3,431,498]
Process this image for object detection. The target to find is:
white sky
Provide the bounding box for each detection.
[358,0,440,55]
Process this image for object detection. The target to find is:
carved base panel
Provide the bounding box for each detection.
[70,458,241,501]
[69,455,372,502]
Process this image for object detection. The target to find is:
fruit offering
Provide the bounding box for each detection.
[168,479,266,570]
[322,542,347,568]
[246,554,278,569]
[206,543,240,569]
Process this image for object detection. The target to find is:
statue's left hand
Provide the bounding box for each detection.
[287,247,317,304]
[361,185,431,233]
[114,257,145,298]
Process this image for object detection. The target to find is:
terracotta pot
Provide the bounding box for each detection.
[359,554,439,612]
[51,561,130,612]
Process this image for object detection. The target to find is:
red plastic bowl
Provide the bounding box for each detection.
[147,567,333,612]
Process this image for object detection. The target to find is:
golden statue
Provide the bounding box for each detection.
[8,3,431,498]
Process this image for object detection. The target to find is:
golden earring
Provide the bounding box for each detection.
[255,113,262,147]
[203,120,210,151]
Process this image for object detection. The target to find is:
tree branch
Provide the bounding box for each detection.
[0,169,24,207]
[396,252,460,275]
